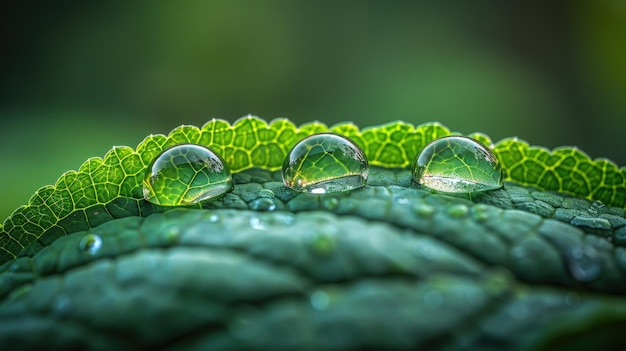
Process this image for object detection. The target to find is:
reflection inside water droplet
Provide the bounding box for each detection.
[143,144,233,206]
[79,234,102,255]
[282,133,369,194]
[412,136,502,193]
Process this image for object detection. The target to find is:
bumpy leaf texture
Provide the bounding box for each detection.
[1,116,625,350]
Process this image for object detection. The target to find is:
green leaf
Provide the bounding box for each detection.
[1,167,626,350]
[1,116,625,263]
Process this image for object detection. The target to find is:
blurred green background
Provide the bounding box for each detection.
[1,0,625,220]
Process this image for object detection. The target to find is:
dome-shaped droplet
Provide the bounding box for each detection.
[143,144,233,206]
[412,136,502,193]
[282,133,368,194]
[78,233,102,256]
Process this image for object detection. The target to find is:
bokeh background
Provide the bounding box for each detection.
[1,0,625,220]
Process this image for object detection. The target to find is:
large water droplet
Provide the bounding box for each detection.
[143,144,233,206]
[79,234,102,256]
[412,136,502,193]
[282,133,368,194]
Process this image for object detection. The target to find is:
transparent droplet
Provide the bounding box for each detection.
[306,231,337,256]
[53,295,73,317]
[310,290,331,311]
[282,133,369,194]
[249,212,296,230]
[248,198,278,211]
[79,234,102,256]
[568,246,602,282]
[143,144,233,206]
[446,204,469,218]
[413,203,435,218]
[412,136,502,193]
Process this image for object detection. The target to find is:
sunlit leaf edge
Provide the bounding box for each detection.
[0,115,624,262]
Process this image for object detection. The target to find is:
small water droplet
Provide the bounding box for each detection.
[208,213,220,223]
[397,197,409,205]
[472,204,490,222]
[143,144,233,206]
[484,269,513,298]
[53,295,73,317]
[307,232,336,256]
[412,136,502,193]
[413,203,435,218]
[249,198,277,211]
[310,290,331,311]
[79,234,102,256]
[568,246,602,282]
[249,212,296,230]
[282,133,369,193]
[447,204,469,218]
[249,216,266,230]
[164,227,180,245]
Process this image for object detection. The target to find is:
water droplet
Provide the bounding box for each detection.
[568,246,602,282]
[249,212,296,230]
[79,234,102,256]
[397,197,409,205]
[307,232,336,256]
[249,198,278,211]
[282,133,369,194]
[249,216,266,230]
[164,227,180,245]
[472,204,490,222]
[446,204,469,218]
[143,144,233,206]
[412,136,502,193]
[413,203,435,218]
[484,269,513,298]
[207,212,220,223]
[310,290,331,311]
[53,295,73,317]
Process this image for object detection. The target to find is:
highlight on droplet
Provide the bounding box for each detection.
[143,144,233,206]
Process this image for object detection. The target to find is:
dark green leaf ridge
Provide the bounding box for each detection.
[0,116,624,263]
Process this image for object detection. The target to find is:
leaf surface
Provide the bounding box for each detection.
[1,167,626,350]
[1,116,625,263]
[1,117,626,349]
